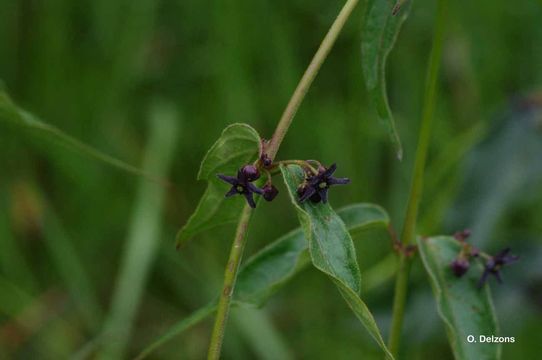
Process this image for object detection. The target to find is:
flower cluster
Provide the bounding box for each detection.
[217,157,350,208]
[449,229,519,288]
[217,165,277,208]
[297,163,350,204]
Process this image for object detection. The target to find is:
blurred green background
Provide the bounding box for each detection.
[1,0,541,358]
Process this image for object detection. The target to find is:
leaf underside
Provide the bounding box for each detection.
[175,123,261,248]
[417,236,500,360]
[361,0,412,160]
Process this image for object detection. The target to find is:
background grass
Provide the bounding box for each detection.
[1,0,541,358]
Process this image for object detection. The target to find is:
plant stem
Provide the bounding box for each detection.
[266,0,359,160]
[276,160,318,174]
[387,0,448,355]
[207,205,252,360]
[207,1,359,358]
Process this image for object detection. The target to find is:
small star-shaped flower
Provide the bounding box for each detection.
[217,165,263,208]
[478,248,519,287]
[297,163,350,204]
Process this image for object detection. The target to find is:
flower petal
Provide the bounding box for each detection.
[225,186,238,197]
[299,185,316,202]
[478,269,490,288]
[247,182,264,195]
[323,163,337,177]
[319,188,328,203]
[244,192,256,208]
[217,174,238,185]
[328,177,350,185]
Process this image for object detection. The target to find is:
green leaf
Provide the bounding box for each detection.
[361,0,412,160]
[417,236,500,360]
[236,203,389,306]
[136,202,389,358]
[0,90,158,181]
[175,123,261,248]
[281,165,361,291]
[281,165,393,360]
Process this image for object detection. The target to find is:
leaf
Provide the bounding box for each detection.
[136,202,390,358]
[417,236,500,360]
[175,123,261,248]
[0,90,159,181]
[361,0,412,160]
[280,165,393,360]
[236,203,389,306]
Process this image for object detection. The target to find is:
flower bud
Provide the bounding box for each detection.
[261,153,272,168]
[450,258,470,277]
[241,165,260,181]
[262,184,279,201]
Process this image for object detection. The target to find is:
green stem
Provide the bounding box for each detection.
[387,0,448,355]
[206,1,360,358]
[207,205,252,360]
[266,0,359,160]
[276,160,318,174]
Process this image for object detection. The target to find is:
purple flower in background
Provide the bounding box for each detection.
[217,165,263,208]
[478,248,519,287]
[297,163,350,204]
[450,258,470,277]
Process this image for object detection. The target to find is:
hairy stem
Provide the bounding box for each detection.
[388,0,448,355]
[206,1,360,358]
[207,205,252,360]
[266,0,359,160]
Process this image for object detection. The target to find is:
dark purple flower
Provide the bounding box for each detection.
[217,166,263,208]
[450,258,470,277]
[297,163,350,204]
[478,248,519,287]
[262,184,279,202]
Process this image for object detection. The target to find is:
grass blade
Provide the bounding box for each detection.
[98,101,179,359]
[0,90,165,184]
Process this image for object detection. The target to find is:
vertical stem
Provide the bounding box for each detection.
[207,205,252,360]
[206,1,360,358]
[387,0,448,355]
[266,0,359,160]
